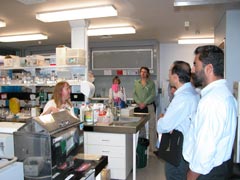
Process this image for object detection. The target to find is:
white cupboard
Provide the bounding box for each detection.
[84,131,133,179]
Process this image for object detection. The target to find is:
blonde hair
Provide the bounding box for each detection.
[52,81,72,108]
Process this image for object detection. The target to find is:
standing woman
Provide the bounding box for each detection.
[41,81,75,116]
[109,76,127,107]
[133,66,156,152]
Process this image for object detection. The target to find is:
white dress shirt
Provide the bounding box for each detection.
[183,79,237,175]
[157,82,200,136]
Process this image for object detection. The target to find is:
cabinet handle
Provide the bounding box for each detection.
[102,151,109,153]
[101,139,110,142]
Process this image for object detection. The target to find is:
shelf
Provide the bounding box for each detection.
[0,80,82,87]
[1,64,87,70]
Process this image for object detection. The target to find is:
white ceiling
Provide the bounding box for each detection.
[0,0,240,50]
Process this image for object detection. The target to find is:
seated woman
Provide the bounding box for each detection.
[109,76,126,108]
[41,81,75,116]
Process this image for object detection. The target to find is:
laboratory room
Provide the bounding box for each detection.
[0,0,240,180]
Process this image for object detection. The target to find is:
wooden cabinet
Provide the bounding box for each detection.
[84,131,133,179]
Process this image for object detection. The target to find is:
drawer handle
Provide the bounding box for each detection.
[101,139,110,142]
[102,151,109,153]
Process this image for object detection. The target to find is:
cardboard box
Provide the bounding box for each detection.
[101,168,110,180]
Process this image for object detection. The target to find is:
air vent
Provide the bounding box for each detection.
[17,0,46,5]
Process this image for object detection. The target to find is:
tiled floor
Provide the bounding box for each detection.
[127,154,166,180]
[125,155,240,180]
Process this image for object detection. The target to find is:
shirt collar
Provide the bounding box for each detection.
[174,82,193,96]
[201,79,226,97]
[137,79,150,84]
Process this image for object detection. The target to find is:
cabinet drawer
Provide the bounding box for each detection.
[84,132,126,146]
[110,168,129,179]
[85,144,125,158]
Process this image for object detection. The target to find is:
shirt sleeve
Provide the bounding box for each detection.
[133,80,141,104]
[157,94,191,133]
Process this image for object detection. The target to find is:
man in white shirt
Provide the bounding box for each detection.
[157,61,200,180]
[183,45,238,180]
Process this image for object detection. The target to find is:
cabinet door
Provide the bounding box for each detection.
[84,131,133,180]
[84,144,129,179]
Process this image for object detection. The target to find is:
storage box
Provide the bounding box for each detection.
[56,45,69,66]
[120,107,134,116]
[3,55,20,67]
[56,46,86,66]
[101,168,111,180]
[66,48,85,65]
[20,55,45,67]
[4,57,13,67]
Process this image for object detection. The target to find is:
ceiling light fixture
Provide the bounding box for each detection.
[174,0,240,6]
[178,38,214,44]
[36,5,117,22]
[0,33,48,42]
[17,0,46,5]
[88,26,136,36]
[0,20,6,28]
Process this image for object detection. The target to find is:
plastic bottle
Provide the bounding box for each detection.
[79,103,85,122]
[105,107,113,123]
[84,103,93,124]
[92,103,100,123]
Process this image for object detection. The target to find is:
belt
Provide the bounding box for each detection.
[147,102,154,105]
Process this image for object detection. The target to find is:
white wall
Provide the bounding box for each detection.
[226,10,240,91]
[159,43,199,113]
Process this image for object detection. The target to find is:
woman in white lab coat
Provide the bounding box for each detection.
[41,81,75,116]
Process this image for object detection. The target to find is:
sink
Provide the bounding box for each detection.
[118,116,141,122]
[110,116,141,126]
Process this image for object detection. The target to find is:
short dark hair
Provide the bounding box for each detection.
[112,76,121,84]
[194,45,224,78]
[171,61,191,83]
[140,66,150,78]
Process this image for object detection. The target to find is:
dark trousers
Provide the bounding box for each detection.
[165,155,188,180]
[197,159,232,180]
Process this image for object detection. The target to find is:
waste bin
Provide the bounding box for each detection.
[136,137,149,168]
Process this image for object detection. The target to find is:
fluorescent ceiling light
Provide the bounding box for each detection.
[88,26,136,36]
[0,20,6,27]
[0,33,48,42]
[174,0,240,6]
[178,38,214,44]
[36,5,117,22]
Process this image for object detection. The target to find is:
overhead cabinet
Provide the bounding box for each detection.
[92,49,153,70]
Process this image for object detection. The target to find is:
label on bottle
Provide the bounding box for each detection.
[85,110,93,123]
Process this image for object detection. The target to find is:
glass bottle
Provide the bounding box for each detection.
[84,103,93,124]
